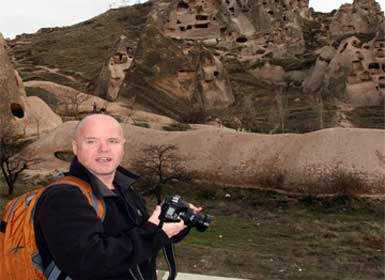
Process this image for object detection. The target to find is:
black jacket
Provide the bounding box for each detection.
[34,157,171,280]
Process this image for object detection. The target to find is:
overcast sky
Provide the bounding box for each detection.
[0,0,384,39]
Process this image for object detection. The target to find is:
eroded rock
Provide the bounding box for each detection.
[304,30,385,106]
[94,35,134,101]
[19,124,385,195]
[24,80,176,129]
[329,0,383,39]
[0,32,62,138]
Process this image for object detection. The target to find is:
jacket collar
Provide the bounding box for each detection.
[68,157,138,198]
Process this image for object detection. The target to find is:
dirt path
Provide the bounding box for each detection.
[36,65,78,82]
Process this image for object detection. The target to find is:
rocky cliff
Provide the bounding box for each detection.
[6,0,384,132]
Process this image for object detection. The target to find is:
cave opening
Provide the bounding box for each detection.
[10,103,24,119]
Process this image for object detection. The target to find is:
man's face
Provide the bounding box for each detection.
[72,116,125,180]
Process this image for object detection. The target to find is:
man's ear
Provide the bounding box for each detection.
[72,140,78,155]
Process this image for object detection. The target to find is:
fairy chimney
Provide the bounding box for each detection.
[94,35,134,101]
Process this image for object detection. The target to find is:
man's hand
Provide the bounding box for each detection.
[161,220,187,238]
[148,201,203,238]
[160,203,202,238]
[147,205,187,238]
[148,205,161,226]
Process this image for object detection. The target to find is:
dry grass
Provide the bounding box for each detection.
[153,182,384,280]
[1,176,384,280]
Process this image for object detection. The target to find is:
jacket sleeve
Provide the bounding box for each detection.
[35,185,170,280]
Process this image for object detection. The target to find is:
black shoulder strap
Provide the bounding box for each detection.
[163,243,177,280]
[0,221,6,233]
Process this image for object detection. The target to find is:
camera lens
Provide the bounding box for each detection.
[181,211,211,232]
[195,213,212,232]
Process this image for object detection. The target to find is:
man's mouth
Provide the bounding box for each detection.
[96,157,112,163]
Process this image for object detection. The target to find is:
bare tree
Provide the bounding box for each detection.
[61,93,91,119]
[0,115,42,195]
[133,144,191,204]
[0,120,27,195]
[0,151,27,196]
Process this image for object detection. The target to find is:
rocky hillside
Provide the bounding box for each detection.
[7,0,385,133]
[19,123,385,195]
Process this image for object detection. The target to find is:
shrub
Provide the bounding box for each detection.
[162,122,191,131]
[299,163,373,198]
[133,122,150,128]
[25,87,59,107]
[54,151,74,162]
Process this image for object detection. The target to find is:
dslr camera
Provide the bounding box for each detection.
[159,195,211,232]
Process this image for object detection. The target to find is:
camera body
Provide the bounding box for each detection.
[159,195,211,232]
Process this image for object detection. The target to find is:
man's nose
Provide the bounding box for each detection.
[97,141,110,152]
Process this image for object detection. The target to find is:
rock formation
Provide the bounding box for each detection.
[119,26,234,118]
[0,32,62,138]
[24,80,176,129]
[197,51,234,108]
[329,0,383,39]
[6,0,385,131]
[304,23,385,107]
[19,123,385,195]
[0,32,20,125]
[152,0,308,58]
[117,0,385,127]
[94,35,134,101]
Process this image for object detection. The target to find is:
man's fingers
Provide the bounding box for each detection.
[162,220,187,238]
[153,205,161,214]
[189,203,202,212]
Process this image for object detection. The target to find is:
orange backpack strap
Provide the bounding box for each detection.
[50,176,106,221]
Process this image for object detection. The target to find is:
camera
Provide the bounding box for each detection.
[159,195,211,232]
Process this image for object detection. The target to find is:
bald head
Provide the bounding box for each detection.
[72,114,126,188]
[74,114,124,141]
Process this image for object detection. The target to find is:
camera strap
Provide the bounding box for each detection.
[163,243,177,280]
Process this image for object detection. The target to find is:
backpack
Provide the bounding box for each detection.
[0,176,105,280]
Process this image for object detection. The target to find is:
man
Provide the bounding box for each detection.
[34,114,193,280]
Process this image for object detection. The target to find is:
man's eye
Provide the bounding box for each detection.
[85,140,97,144]
[108,139,120,144]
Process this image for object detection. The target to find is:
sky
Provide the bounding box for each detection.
[0,0,384,39]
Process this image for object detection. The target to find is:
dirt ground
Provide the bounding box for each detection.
[1,179,383,280]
